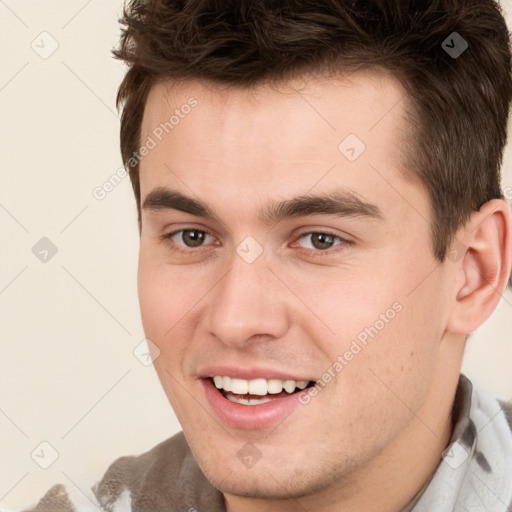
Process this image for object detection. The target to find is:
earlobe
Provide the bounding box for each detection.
[447,199,512,335]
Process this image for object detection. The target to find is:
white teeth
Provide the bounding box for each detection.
[230,378,249,395]
[248,378,267,396]
[226,395,275,405]
[222,376,231,392]
[267,379,283,394]
[212,376,311,396]
[283,380,296,393]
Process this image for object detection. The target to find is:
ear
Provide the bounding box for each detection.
[446,199,512,335]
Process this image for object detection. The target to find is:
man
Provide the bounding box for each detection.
[24,0,512,511]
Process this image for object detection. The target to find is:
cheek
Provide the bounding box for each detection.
[137,248,200,343]
[297,259,442,418]
[335,290,443,434]
[283,263,401,356]
[137,253,201,418]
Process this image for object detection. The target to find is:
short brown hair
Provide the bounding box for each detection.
[113,0,512,271]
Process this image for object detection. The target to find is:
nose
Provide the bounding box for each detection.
[205,252,290,348]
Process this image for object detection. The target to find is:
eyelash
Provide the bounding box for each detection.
[160,229,352,256]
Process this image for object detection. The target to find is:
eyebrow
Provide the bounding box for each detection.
[142,187,384,226]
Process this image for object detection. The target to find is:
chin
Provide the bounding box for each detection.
[210,473,313,500]
[196,452,341,501]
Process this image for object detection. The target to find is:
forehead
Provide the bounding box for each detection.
[139,72,428,226]
[142,71,407,155]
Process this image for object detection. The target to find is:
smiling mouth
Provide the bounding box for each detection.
[210,376,316,405]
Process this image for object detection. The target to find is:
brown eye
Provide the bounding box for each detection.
[311,233,336,250]
[168,229,214,249]
[298,232,343,251]
[181,230,206,247]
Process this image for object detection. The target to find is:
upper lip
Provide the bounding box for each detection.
[197,366,316,382]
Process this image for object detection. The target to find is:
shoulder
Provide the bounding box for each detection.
[93,430,206,509]
[22,432,216,512]
[94,431,223,511]
[21,484,77,512]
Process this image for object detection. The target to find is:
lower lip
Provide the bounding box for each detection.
[202,378,302,430]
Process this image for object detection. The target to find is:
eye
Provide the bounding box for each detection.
[297,232,344,251]
[168,229,215,248]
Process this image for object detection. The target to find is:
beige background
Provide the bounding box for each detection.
[1,1,511,509]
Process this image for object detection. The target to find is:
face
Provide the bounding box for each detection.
[137,73,457,500]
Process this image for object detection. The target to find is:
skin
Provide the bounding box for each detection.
[136,71,512,512]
